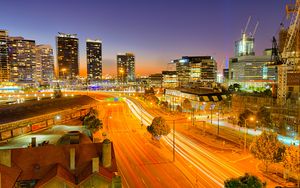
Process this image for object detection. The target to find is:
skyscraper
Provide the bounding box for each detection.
[8,37,36,82]
[0,30,9,82]
[56,33,79,79]
[36,44,54,83]
[117,53,135,83]
[86,39,102,82]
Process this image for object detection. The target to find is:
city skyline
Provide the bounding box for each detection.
[0,0,286,76]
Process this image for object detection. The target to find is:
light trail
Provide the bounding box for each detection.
[125,97,245,187]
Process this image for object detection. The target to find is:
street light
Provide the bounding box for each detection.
[244,116,255,152]
[217,106,222,136]
[166,118,186,162]
[140,104,143,127]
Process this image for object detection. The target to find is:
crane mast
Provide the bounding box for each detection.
[277,0,300,105]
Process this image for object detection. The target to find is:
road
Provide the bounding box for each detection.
[123,98,245,187]
[102,102,195,187]
[0,92,268,187]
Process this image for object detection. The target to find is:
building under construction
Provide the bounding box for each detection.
[277,0,300,105]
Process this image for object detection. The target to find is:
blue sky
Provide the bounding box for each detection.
[0,0,287,76]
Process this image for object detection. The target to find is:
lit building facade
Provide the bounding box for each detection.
[8,37,36,82]
[117,53,135,83]
[56,33,79,79]
[234,33,255,57]
[86,39,102,82]
[162,71,178,89]
[229,49,277,89]
[35,44,54,83]
[149,73,163,87]
[0,30,9,82]
[174,56,217,87]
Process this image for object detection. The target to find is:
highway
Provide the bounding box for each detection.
[0,92,276,187]
[102,102,194,187]
[123,97,245,187]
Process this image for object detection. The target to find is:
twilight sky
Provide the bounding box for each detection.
[0,0,287,76]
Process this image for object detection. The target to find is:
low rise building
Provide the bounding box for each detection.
[173,56,217,87]
[0,138,121,188]
[149,73,162,88]
[162,71,178,89]
[164,87,226,112]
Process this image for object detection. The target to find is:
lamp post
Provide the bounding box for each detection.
[217,107,221,136]
[244,117,254,152]
[140,104,143,127]
[166,117,187,162]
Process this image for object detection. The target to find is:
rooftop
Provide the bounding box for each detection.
[0,142,118,187]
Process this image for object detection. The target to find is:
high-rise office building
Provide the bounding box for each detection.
[36,44,54,83]
[8,37,36,82]
[234,33,255,57]
[56,33,79,79]
[0,30,9,82]
[86,39,102,82]
[174,56,217,86]
[117,53,135,83]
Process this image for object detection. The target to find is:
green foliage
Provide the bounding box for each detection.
[250,131,283,172]
[283,145,300,179]
[256,106,273,129]
[182,98,192,111]
[144,87,155,96]
[147,116,170,137]
[146,95,159,105]
[238,109,254,127]
[176,105,182,112]
[82,108,102,133]
[224,173,266,188]
[228,83,241,92]
[160,101,168,110]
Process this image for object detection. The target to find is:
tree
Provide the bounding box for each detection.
[176,105,182,112]
[82,108,102,133]
[182,98,192,112]
[283,145,300,180]
[160,101,168,110]
[228,83,241,92]
[146,95,159,105]
[256,106,272,129]
[224,173,266,188]
[144,87,155,96]
[147,116,170,138]
[249,131,283,172]
[238,109,254,127]
[83,115,103,133]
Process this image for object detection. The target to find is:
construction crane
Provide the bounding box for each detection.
[271,0,300,105]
